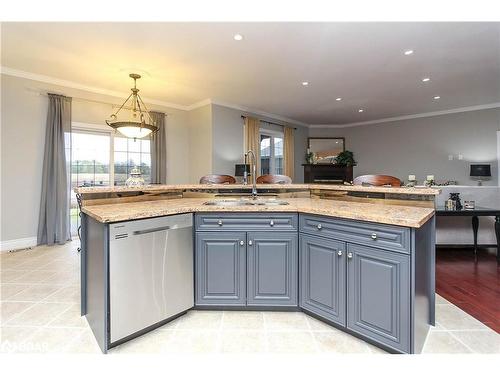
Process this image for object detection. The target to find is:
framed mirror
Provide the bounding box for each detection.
[307,137,345,164]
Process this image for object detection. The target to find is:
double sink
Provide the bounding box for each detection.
[203,198,290,207]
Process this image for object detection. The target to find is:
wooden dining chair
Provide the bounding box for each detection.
[352,174,402,187]
[256,174,292,184]
[199,174,236,184]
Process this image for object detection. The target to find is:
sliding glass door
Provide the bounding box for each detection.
[70,130,111,236]
[69,127,152,236]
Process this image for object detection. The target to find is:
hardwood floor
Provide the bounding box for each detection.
[436,248,500,333]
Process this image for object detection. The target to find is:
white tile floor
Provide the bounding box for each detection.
[1,241,499,354]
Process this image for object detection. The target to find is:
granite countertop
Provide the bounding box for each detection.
[81,197,435,228]
[75,183,440,196]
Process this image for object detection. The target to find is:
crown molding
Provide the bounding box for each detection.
[186,98,213,110]
[6,66,496,129]
[310,102,500,128]
[1,66,309,126]
[1,66,190,110]
[210,99,309,127]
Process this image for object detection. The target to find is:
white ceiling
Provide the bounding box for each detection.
[1,22,500,124]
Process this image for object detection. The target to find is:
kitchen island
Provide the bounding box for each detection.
[78,185,437,354]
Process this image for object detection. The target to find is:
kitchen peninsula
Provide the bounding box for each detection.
[77,184,438,354]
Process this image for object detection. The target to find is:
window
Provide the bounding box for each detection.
[114,137,151,186]
[69,125,152,236]
[260,131,283,175]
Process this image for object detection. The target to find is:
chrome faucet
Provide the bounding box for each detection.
[245,150,258,199]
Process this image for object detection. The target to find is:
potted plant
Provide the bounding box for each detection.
[305,150,315,164]
[335,150,356,167]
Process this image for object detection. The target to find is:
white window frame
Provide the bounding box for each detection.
[71,122,115,185]
[71,122,151,187]
[113,134,152,186]
[260,128,284,175]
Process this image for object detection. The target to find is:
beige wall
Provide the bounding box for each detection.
[309,108,500,186]
[211,104,244,176]
[188,104,213,183]
[1,75,47,244]
[0,74,190,244]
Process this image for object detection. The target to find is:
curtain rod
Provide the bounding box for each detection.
[241,115,297,130]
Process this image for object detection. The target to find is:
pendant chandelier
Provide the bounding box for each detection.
[106,73,158,139]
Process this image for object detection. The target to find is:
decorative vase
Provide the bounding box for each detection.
[448,192,462,210]
[125,167,145,187]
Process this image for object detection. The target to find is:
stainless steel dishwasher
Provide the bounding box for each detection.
[109,213,193,343]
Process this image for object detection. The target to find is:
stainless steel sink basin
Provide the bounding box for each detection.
[203,199,289,206]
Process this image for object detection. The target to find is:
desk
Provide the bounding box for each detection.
[436,206,500,262]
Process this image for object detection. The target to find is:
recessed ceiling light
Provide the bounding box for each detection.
[335,97,342,101]
[404,50,414,55]
[422,77,431,82]
[358,109,364,113]
[433,96,441,100]
[302,81,309,86]
[233,34,243,41]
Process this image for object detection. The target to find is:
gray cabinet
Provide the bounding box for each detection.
[247,232,298,306]
[300,234,346,326]
[195,213,298,308]
[298,214,418,353]
[195,232,246,306]
[300,214,410,254]
[193,212,432,353]
[347,243,410,353]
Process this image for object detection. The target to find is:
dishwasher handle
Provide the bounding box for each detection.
[132,226,171,235]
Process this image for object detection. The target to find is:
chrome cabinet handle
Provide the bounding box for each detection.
[317,223,322,230]
[240,240,244,246]
[347,252,353,259]
[217,220,223,226]
[337,250,343,256]
[371,233,377,240]
[270,220,274,227]
[248,240,253,246]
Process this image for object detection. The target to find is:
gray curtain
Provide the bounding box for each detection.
[150,111,167,184]
[37,94,72,246]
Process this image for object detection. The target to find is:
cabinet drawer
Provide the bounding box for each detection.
[195,213,298,232]
[299,214,410,254]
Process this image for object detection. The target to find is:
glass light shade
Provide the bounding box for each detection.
[117,126,152,139]
[107,74,158,139]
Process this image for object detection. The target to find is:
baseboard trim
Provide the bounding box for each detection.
[0,237,37,252]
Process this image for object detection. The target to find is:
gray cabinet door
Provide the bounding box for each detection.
[347,243,410,353]
[247,232,298,306]
[195,232,246,306]
[299,234,346,326]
